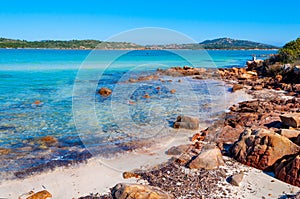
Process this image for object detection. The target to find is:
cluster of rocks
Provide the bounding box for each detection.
[157,66,207,77]
[82,63,300,198]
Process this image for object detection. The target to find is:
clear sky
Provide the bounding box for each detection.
[0,0,299,46]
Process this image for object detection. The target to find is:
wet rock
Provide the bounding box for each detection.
[99,87,112,97]
[229,172,244,186]
[278,129,300,139]
[111,183,173,199]
[39,136,58,146]
[231,129,300,170]
[274,153,300,187]
[143,94,151,99]
[188,146,224,170]
[166,144,190,155]
[280,113,300,128]
[232,84,243,92]
[173,115,199,130]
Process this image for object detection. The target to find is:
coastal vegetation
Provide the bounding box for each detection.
[0,37,278,50]
[278,37,300,63]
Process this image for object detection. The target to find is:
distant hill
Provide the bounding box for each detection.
[0,37,278,50]
[199,38,278,49]
[0,38,143,49]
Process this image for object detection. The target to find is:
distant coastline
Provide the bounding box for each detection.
[0,37,279,50]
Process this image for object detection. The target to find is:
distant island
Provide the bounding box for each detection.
[0,37,278,50]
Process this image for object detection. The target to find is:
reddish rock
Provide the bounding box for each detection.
[231,129,300,170]
[33,100,42,105]
[280,113,300,128]
[252,85,263,90]
[275,75,283,82]
[170,89,176,94]
[23,190,52,199]
[123,172,141,179]
[143,94,151,99]
[98,87,112,97]
[274,153,300,187]
[191,133,205,142]
[0,148,11,155]
[278,129,300,139]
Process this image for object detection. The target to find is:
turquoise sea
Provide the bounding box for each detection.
[0,49,277,179]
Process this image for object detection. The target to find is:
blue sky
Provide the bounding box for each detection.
[0,0,299,46]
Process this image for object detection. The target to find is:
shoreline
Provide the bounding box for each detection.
[1,63,300,198]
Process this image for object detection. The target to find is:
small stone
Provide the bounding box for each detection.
[122,172,140,179]
[230,172,244,186]
[143,94,151,99]
[98,87,112,97]
[170,89,176,94]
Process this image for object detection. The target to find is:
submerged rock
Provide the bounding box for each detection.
[231,129,300,170]
[188,146,224,170]
[111,183,173,199]
[99,87,112,97]
[173,115,199,130]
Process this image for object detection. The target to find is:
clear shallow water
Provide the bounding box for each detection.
[0,49,277,178]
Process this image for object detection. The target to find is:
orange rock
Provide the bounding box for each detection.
[40,136,57,144]
[191,133,201,142]
[156,86,161,90]
[194,141,201,149]
[98,87,112,97]
[0,148,11,155]
[143,94,150,98]
[26,190,52,199]
[33,100,42,105]
[170,89,176,94]
[128,101,135,105]
[123,172,141,179]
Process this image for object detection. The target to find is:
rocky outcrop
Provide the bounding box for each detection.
[98,87,112,97]
[188,146,224,170]
[231,129,300,170]
[274,153,300,187]
[173,115,199,130]
[157,66,206,77]
[280,113,300,128]
[111,183,173,199]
